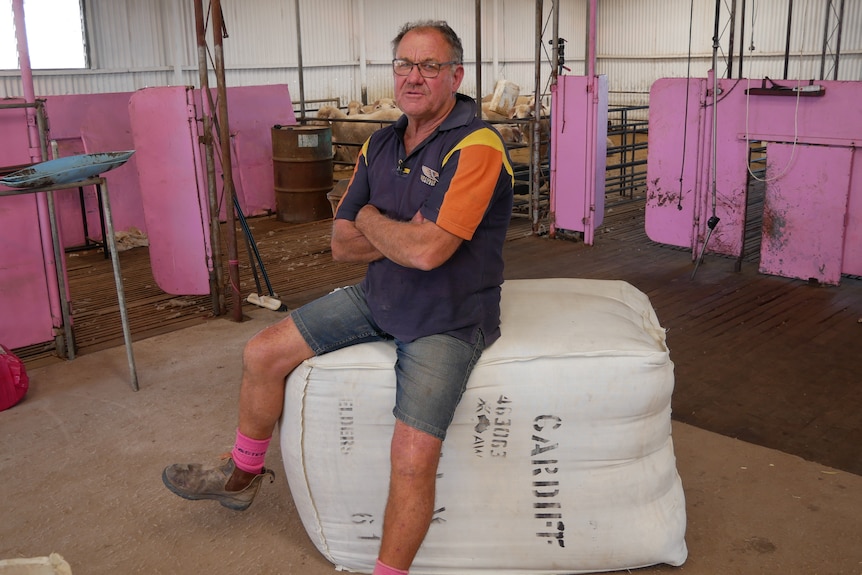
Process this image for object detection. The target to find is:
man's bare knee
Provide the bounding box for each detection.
[243,317,313,380]
[390,421,442,476]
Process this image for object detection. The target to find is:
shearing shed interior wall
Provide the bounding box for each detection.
[1,0,859,108]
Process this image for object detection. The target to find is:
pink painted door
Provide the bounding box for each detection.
[205,85,296,218]
[44,92,144,248]
[646,77,862,284]
[128,85,297,296]
[759,143,851,285]
[645,78,704,249]
[129,87,212,296]
[0,103,56,349]
[550,75,608,242]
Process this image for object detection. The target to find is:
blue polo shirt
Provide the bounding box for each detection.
[335,93,515,345]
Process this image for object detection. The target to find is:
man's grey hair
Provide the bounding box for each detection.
[391,20,464,64]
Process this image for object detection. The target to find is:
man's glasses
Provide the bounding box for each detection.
[392,59,460,78]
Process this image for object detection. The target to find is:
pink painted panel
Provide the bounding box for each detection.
[723,78,861,272]
[0,193,56,348]
[194,85,296,219]
[0,100,36,169]
[551,76,589,232]
[759,144,851,285]
[128,84,296,296]
[226,85,295,217]
[738,80,860,144]
[700,112,750,258]
[0,103,55,348]
[550,75,607,236]
[645,78,702,247]
[129,87,211,296]
[647,78,862,280]
[43,93,146,246]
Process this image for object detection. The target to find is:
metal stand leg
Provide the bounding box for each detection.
[46,190,76,360]
[78,187,91,246]
[95,187,109,259]
[97,178,139,391]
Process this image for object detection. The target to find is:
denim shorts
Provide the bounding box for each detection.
[291,284,485,441]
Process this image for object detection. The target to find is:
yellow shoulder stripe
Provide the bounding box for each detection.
[442,128,515,184]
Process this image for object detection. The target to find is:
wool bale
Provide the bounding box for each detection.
[280,278,687,575]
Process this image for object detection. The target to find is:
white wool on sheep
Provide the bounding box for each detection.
[280,278,687,575]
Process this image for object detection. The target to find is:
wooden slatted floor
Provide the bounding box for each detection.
[501,199,862,476]
[14,193,862,478]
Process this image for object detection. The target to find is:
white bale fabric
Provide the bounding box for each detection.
[280,278,687,574]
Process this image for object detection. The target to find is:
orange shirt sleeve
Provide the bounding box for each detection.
[435,129,514,241]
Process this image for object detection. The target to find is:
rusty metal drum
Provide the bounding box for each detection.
[272,125,334,223]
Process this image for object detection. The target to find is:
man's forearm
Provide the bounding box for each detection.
[354,207,417,268]
[355,205,461,271]
[331,219,384,263]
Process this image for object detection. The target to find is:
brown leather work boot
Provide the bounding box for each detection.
[162,457,274,511]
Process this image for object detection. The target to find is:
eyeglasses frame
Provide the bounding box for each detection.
[391,59,461,79]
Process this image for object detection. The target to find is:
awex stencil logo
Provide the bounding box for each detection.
[420,166,439,187]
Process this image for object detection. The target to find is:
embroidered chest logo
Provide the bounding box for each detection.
[420,166,440,187]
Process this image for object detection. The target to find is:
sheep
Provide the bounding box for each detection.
[310,106,351,162]
[315,105,404,165]
[478,102,527,145]
[510,101,549,120]
[315,105,347,121]
[510,102,551,159]
[495,124,523,145]
[347,98,399,115]
[369,97,398,112]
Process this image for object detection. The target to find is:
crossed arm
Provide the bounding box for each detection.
[331,205,463,271]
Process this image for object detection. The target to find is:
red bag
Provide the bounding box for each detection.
[0,344,29,411]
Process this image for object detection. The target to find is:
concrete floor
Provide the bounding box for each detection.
[2,306,861,575]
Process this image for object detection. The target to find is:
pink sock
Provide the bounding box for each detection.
[231,429,270,474]
[372,559,408,575]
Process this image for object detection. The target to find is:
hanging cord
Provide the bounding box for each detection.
[744,0,803,183]
[676,0,696,211]
[708,0,721,226]
[691,0,724,280]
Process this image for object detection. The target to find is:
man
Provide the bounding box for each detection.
[163,20,514,575]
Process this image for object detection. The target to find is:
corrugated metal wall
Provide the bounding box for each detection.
[596,0,862,108]
[1,0,859,109]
